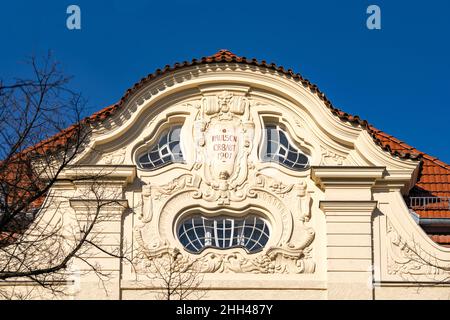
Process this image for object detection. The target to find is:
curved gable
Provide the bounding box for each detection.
[18,50,450,300]
[86,49,450,213]
[38,50,450,246]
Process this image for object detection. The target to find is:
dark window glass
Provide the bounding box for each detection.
[177,215,270,254]
[138,126,184,170]
[261,125,310,170]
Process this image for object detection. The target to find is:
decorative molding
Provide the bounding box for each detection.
[69,199,129,214]
[319,200,377,215]
[311,166,385,191]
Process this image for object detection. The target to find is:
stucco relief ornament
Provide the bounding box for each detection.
[135,177,316,274]
[140,184,153,222]
[258,181,315,273]
[192,91,255,205]
[134,91,316,274]
[386,220,450,278]
[135,243,315,274]
[152,174,202,201]
[320,146,345,166]
[254,173,293,198]
[295,181,311,222]
[100,147,127,165]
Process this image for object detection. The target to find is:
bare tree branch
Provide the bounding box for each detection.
[0,53,133,299]
[139,249,206,300]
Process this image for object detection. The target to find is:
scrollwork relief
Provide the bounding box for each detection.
[135,183,315,274]
[320,146,345,166]
[134,90,317,275]
[193,91,254,205]
[151,174,202,201]
[254,173,293,198]
[386,220,450,279]
[135,237,315,274]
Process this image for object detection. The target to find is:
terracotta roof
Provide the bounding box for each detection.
[371,127,450,219]
[24,49,450,239]
[429,235,450,247]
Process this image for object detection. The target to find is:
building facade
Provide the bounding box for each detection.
[16,50,450,299]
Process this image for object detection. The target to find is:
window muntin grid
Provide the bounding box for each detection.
[261,125,310,170]
[138,126,184,170]
[177,215,270,254]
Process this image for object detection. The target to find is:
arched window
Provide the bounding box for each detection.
[138,126,184,170]
[177,215,270,254]
[260,124,309,170]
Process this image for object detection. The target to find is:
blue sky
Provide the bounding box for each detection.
[1,0,449,162]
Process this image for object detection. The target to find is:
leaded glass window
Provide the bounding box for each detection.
[138,126,184,170]
[177,215,270,254]
[261,125,309,170]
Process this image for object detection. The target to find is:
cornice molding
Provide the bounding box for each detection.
[59,165,137,185]
[69,199,129,214]
[319,200,378,215]
[311,166,385,191]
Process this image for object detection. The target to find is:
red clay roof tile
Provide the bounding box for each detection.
[419,211,450,219]
[429,235,450,246]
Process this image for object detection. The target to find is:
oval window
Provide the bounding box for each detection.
[137,125,184,170]
[261,124,310,170]
[177,215,270,254]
